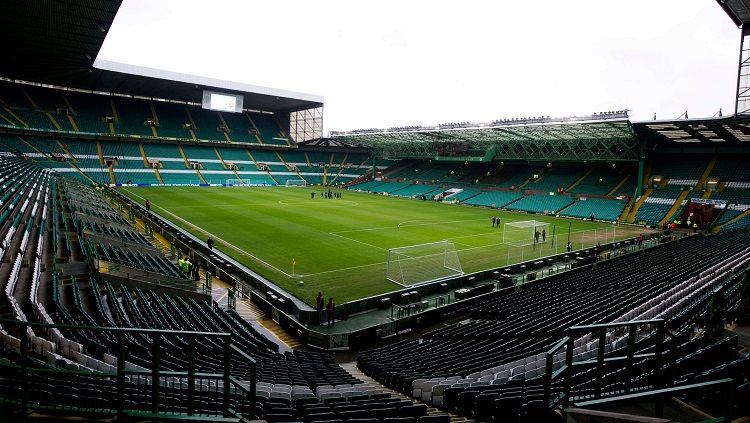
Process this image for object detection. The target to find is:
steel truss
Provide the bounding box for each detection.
[333,119,639,162]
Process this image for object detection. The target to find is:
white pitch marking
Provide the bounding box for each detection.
[328,232,387,251]
[277,199,359,207]
[122,188,296,278]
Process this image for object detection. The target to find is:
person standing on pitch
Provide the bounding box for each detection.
[492,217,496,227]
[542,228,546,243]
[145,199,151,211]
[207,237,214,250]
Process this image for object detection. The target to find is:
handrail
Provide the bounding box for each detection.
[0,318,256,420]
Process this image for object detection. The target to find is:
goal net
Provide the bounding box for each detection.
[503,220,551,247]
[285,179,307,187]
[386,240,463,287]
[226,179,249,186]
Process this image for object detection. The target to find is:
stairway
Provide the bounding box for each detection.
[108,166,117,185]
[715,207,750,232]
[340,362,473,423]
[627,188,653,223]
[696,157,717,188]
[247,149,278,184]
[608,174,630,196]
[148,102,159,138]
[217,112,232,142]
[566,168,592,192]
[328,154,349,185]
[658,189,691,228]
[235,297,302,349]
[618,197,634,223]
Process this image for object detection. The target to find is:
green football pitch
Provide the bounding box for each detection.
[120,186,641,305]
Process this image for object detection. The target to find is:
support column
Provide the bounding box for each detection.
[735,25,750,114]
[371,153,377,178]
[635,140,646,198]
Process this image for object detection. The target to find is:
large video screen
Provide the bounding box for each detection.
[202,90,244,113]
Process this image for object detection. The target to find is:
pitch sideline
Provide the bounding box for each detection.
[122,188,296,279]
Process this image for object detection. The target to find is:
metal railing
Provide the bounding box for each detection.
[545,319,667,409]
[0,318,256,420]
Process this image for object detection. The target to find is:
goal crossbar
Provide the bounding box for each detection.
[226,179,248,186]
[503,220,550,247]
[285,179,307,187]
[386,240,463,287]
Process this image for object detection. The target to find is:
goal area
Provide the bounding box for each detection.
[226,179,249,186]
[285,179,308,187]
[503,220,551,247]
[386,240,463,287]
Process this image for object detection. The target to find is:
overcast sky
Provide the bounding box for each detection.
[97,0,739,134]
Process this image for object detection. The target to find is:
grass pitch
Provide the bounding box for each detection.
[120,187,641,305]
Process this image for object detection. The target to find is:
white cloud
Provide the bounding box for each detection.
[98,0,739,134]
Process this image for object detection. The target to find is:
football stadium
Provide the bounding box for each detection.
[0,1,749,422]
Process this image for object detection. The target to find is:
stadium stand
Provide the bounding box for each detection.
[112,97,154,137]
[462,190,522,208]
[559,197,627,222]
[151,101,193,139]
[358,230,750,420]
[187,107,227,142]
[250,112,288,146]
[0,155,451,420]
[525,166,587,193]
[506,194,575,214]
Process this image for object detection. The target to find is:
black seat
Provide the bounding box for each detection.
[416,416,450,423]
[398,404,427,418]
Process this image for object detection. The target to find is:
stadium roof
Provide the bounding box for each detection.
[0,0,322,113]
[633,114,750,145]
[716,0,750,26]
[331,114,640,162]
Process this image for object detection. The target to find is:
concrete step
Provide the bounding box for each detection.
[236,298,302,349]
[339,362,474,422]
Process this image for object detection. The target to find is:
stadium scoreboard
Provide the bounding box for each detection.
[202,90,244,113]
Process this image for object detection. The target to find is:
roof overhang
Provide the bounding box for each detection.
[90,59,323,113]
[332,118,639,162]
[716,0,750,26]
[0,0,322,114]
[633,114,750,145]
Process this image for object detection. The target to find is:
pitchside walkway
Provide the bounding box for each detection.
[309,237,657,336]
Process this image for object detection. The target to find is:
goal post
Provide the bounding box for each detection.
[225,179,248,186]
[285,179,307,187]
[502,220,551,247]
[385,240,463,286]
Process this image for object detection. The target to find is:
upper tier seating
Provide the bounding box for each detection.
[251,113,287,146]
[0,82,297,146]
[525,167,586,193]
[710,157,750,183]
[572,167,632,196]
[112,97,153,137]
[651,157,708,182]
